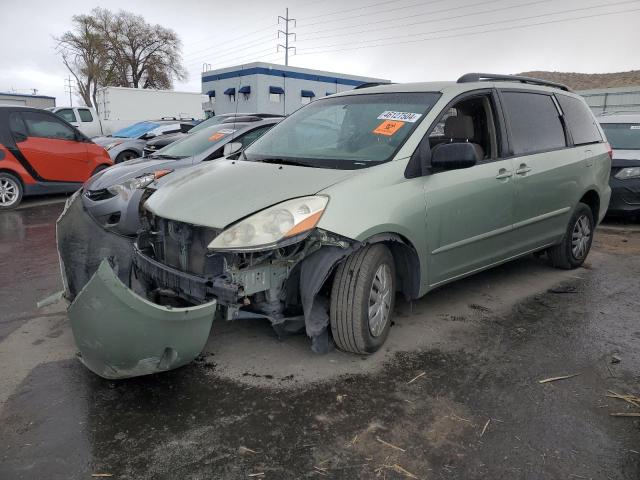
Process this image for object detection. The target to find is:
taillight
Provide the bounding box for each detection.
[606,142,613,159]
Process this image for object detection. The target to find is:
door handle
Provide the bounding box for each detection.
[495,169,513,180]
[515,164,532,175]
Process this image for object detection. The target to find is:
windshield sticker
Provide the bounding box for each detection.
[377,111,422,123]
[208,129,235,141]
[373,120,405,136]
[630,125,640,129]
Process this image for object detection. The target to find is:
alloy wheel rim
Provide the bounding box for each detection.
[571,214,591,260]
[0,178,19,207]
[368,263,392,337]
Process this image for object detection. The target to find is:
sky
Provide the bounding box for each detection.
[1,0,639,106]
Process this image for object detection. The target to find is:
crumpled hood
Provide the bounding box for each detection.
[145,160,355,229]
[86,157,187,190]
[92,136,121,146]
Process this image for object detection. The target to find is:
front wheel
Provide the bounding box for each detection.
[115,150,138,163]
[547,202,594,269]
[0,172,23,210]
[330,244,396,354]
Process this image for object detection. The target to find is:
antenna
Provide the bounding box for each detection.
[277,7,296,66]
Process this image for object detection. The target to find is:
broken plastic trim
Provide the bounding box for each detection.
[68,259,216,379]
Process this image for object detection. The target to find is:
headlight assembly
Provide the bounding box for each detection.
[104,141,124,151]
[209,196,329,251]
[614,167,640,180]
[107,169,173,196]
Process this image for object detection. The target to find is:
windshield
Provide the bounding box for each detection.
[601,123,640,150]
[151,124,237,158]
[244,92,440,169]
[112,121,161,138]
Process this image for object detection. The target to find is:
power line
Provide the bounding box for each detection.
[296,0,443,25]
[184,23,274,48]
[295,5,640,56]
[297,0,550,41]
[183,31,276,61]
[298,1,639,53]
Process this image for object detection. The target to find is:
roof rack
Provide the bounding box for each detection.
[457,73,571,92]
[354,82,393,90]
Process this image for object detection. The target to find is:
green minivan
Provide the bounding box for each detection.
[61,73,611,378]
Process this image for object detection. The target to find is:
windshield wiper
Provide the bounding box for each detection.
[259,158,312,167]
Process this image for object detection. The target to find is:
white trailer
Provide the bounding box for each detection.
[94,87,207,134]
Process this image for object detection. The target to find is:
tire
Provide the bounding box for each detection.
[0,172,23,210]
[91,164,109,177]
[547,202,594,269]
[330,244,396,354]
[115,150,138,164]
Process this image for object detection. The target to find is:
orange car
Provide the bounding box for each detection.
[0,105,112,209]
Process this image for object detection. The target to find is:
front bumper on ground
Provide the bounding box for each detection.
[68,259,216,379]
[608,177,640,216]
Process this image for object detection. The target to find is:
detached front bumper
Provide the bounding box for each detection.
[68,259,216,379]
[608,176,640,216]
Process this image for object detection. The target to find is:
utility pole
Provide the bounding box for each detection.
[278,8,296,66]
[64,76,74,106]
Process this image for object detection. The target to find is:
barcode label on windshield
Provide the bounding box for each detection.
[378,111,422,123]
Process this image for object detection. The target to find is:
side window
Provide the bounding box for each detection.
[22,112,77,141]
[55,109,77,123]
[237,126,272,148]
[429,94,499,161]
[556,95,602,145]
[9,113,27,139]
[501,92,566,155]
[78,109,93,122]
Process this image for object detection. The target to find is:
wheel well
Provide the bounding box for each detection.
[579,190,600,222]
[116,150,139,161]
[0,169,24,187]
[365,233,421,300]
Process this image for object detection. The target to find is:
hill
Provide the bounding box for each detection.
[517,70,640,91]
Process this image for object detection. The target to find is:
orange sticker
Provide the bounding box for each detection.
[209,132,226,141]
[373,120,405,136]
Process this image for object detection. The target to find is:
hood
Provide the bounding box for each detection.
[146,132,186,147]
[612,149,640,166]
[92,136,117,146]
[86,157,186,190]
[145,160,355,229]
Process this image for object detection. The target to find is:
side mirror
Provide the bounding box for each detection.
[431,142,478,170]
[223,142,243,157]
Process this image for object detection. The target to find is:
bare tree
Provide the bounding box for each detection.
[55,8,187,107]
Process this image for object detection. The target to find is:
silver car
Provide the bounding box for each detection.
[93,119,197,163]
[82,118,281,235]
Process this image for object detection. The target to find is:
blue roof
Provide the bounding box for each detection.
[238,85,251,94]
[269,86,285,95]
[203,66,375,87]
[301,89,315,98]
[224,87,236,95]
[0,91,56,100]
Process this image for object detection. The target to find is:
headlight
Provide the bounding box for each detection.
[104,141,124,151]
[614,167,640,180]
[107,169,173,196]
[209,196,328,251]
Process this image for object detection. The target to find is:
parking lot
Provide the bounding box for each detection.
[1,199,638,479]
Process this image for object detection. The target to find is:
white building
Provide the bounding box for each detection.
[0,92,56,108]
[201,62,389,116]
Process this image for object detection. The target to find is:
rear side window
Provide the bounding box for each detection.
[9,113,27,138]
[78,109,93,122]
[22,112,76,141]
[556,95,601,145]
[55,108,77,123]
[501,92,566,155]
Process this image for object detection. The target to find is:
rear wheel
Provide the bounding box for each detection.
[115,150,137,163]
[330,244,396,354]
[547,202,594,269]
[0,172,23,210]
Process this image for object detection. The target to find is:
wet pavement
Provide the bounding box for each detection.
[1,203,639,479]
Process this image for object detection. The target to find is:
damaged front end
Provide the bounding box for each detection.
[57,190,356,379]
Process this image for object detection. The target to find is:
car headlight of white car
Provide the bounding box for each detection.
[209,196,329,252]
[107,170,173,196]
[614,167,640,180]
[104,141,124,151]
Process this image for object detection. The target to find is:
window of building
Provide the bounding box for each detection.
[78,109,93,122]
[270,93,281,103]
[556,95,602,145]
[501,91,566,155]
[55,108,77,123]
